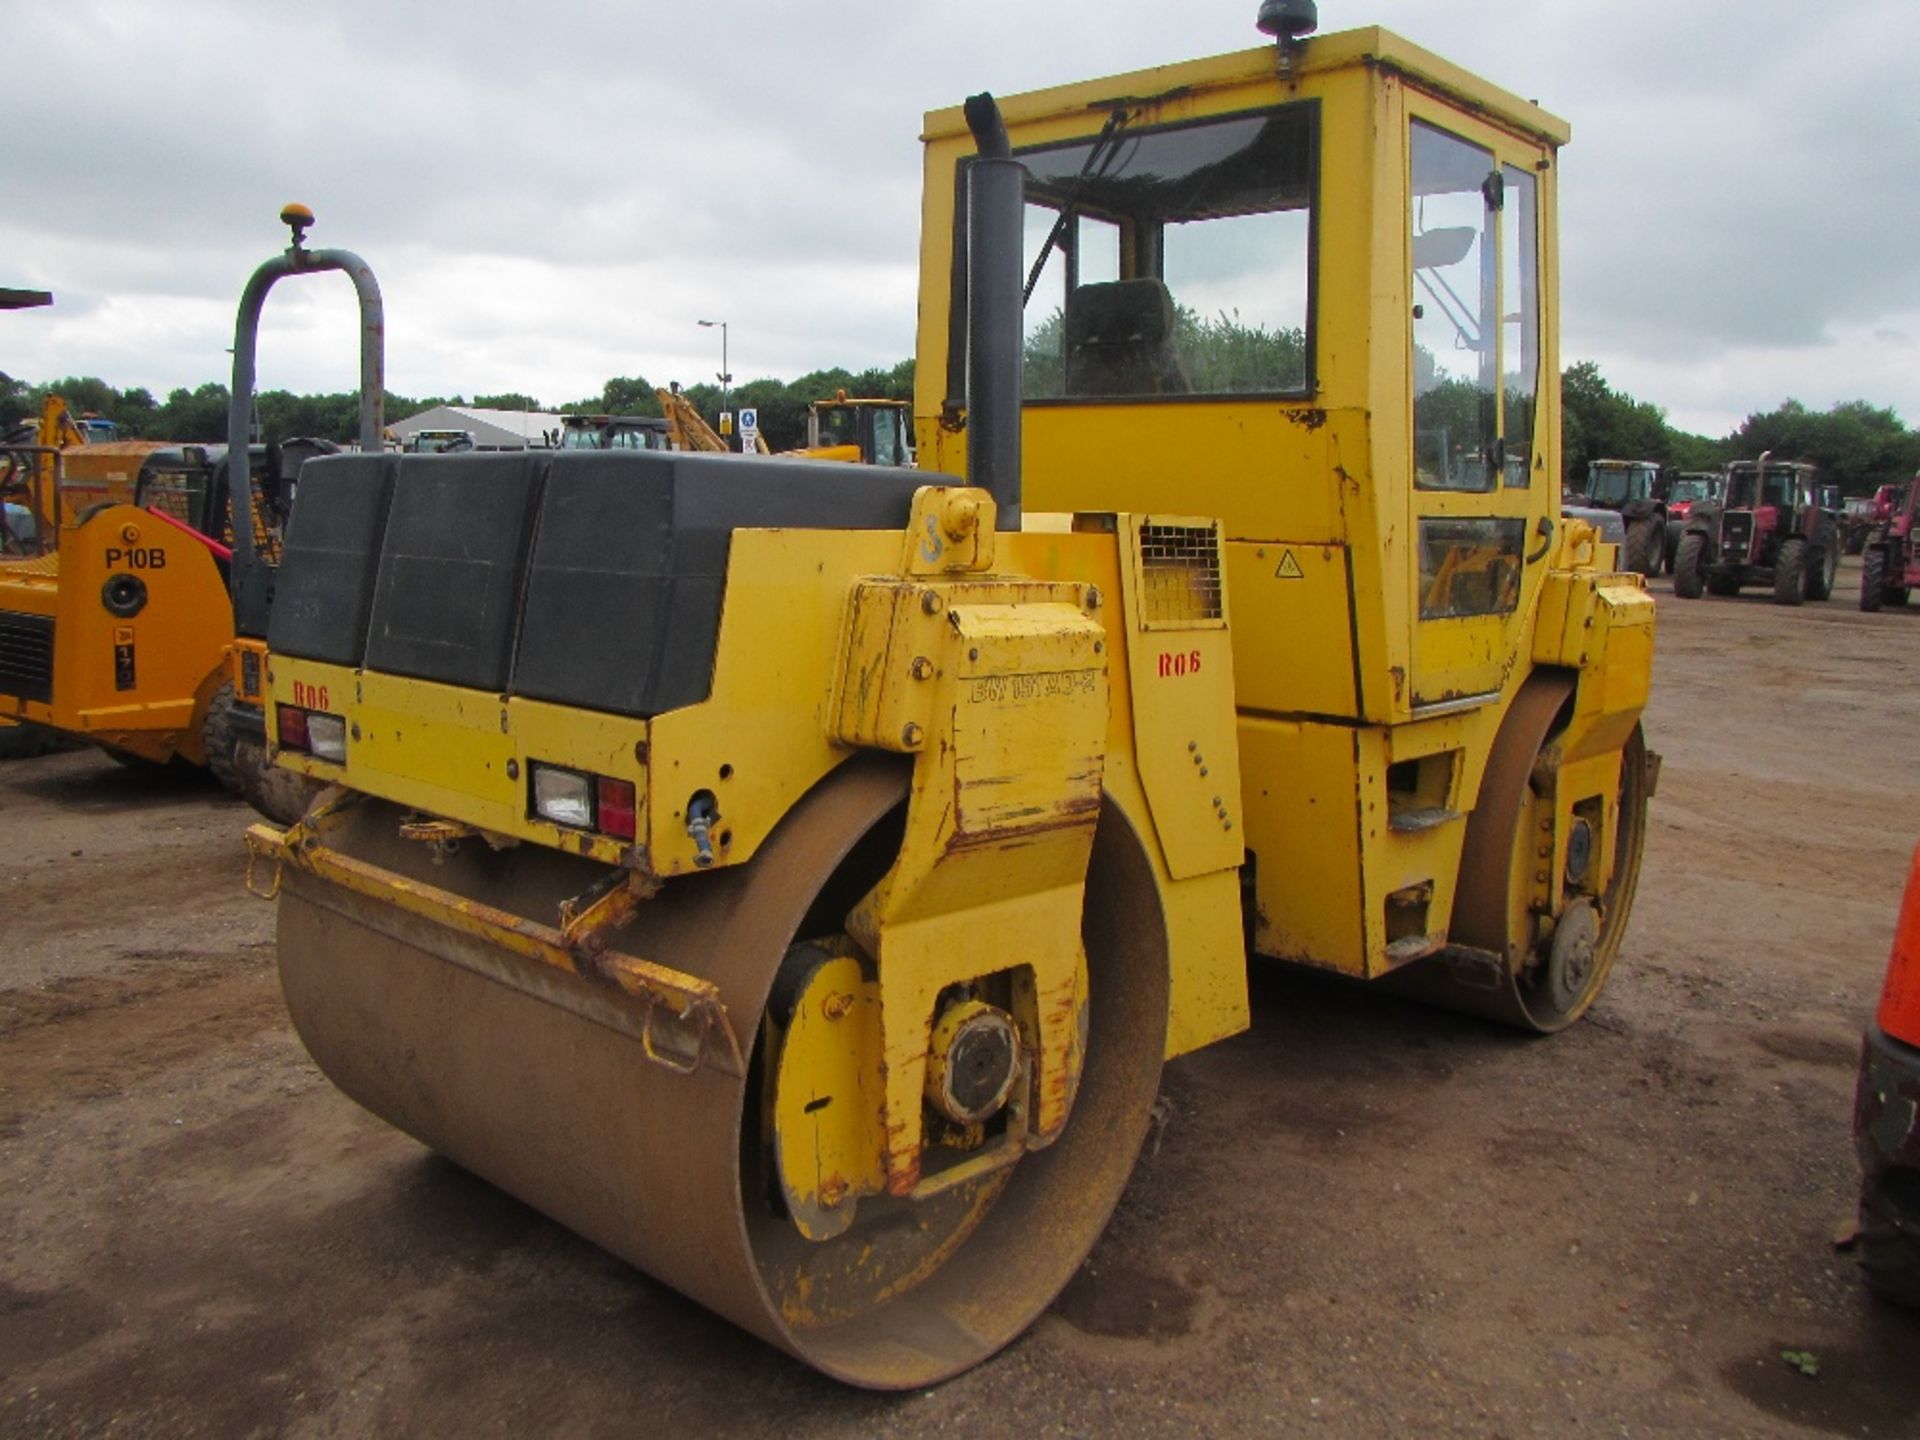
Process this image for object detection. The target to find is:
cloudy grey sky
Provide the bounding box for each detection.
[7,0,1917,437]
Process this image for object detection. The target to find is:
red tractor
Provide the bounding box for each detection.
[1672,454,1840,605]
[1661,471,1724,572]
[1860,476,1917,612]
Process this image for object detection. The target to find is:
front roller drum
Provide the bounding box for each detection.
[1388,677,1650,1032]
[275,761,1169,1387]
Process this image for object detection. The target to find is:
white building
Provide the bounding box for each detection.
[390,405,565,451]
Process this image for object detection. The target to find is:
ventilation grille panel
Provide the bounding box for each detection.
[0,610,54,703]
[1136,521,1224,628]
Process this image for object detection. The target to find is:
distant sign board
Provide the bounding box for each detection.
[739,407,759,451]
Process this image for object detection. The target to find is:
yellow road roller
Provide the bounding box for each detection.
[248,10,1655,1387]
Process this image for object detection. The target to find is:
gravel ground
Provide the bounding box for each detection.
[3,559,1917,1438]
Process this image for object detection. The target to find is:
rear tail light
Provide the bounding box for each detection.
[529,761,639,843]
[277,704,309,752]
[596,776,637,841]
[276,705,346,763]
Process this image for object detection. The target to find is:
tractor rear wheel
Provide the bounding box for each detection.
[1623,518,1659,577]
[1863,547,1886,612]
[1773,538,1808,606]
[1808,539,1838,601]
[1673,532,1707,599]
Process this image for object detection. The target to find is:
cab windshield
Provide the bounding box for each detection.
[1667,477,1714,503]
[561,422,666,450]
[608,425,664,450]
[812,406,858,449]
[870,408,909,466]
[1727,470,1795,508]
[1585,465,1655,504]
[1013,103,1315,401]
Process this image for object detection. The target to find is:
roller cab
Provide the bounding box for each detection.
[914,22,1655,1028]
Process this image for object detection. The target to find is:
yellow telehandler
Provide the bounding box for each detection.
[795,390,915,466]
[249,7,1655,1388]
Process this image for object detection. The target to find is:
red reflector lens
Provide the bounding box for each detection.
[596,776,637,841]
[277,705,310,752]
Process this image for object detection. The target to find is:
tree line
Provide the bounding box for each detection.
[5,352,1917,495]
[1558,362,1920,496]
[0,363,914,458]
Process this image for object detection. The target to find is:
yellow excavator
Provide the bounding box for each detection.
[249,7,1654,1388]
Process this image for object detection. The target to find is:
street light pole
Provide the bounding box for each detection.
[697,318,731,449]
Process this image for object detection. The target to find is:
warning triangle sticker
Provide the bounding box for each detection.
[1274,548,1305,580]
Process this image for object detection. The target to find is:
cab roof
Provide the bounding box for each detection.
[924,25,1570,149]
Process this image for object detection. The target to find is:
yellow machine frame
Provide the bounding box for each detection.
[251,22,1654,1389]
[0,498,234,764]
[0,445,286,767]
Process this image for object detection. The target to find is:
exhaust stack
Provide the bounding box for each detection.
[963,93,1023,531]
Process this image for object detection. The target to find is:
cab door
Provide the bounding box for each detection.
[1405,107,1553,706]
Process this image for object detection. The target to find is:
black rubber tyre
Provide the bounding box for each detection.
[1895,589,1913,608]
[102,746,168,770]
[0,721,59,760]
[1623,518,1659,578]
[1673,532,1707,599]
[1862,547,1886,612]
[1859,1170,1920,1310]
[1772,537,1807,606]
[201,682,244,797]
[1808,539,1838,602]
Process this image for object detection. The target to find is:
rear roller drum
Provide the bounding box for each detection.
[276,760,1168,1387]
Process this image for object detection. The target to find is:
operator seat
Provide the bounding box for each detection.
[1064,279,1192,397]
